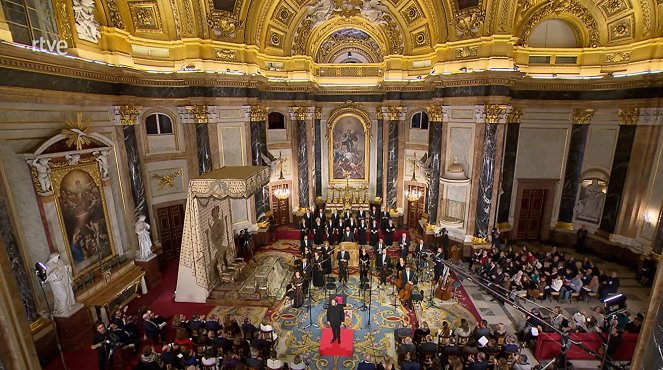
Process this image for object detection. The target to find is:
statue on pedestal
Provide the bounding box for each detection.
[28,158,52,193]
[44,253,76,316]
[135,215,154,260]
[93,150,110,179]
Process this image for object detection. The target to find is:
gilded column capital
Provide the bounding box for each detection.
[111,105,142,126]
[618,108,639,125]
[314,107,322,120]
[247,105,267,122]
[378,106,406,121]
[570,108,595,125]
[506,106,523,124]
[288,106,311,121]
[481,104,507,124]
[426,105,443,122]
[185,105,209,124]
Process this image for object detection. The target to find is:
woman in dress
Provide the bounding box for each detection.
[299,218,309,244]
[326,219,336,245]
[313,218,324,246]
[312,251,325,288]
[369,219,379,247]
[384,219,396,247]
[359,246,370,283]
[358,218,368,246]
[322,242,333,275]
[292,271,305,308]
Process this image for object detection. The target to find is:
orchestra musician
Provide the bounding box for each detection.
[316,207,326,225]
[312,251,325,288]
[378,252,392,286]
[369,219,379,247]
[299,257,311,296]
[358,219,368,246]
[303,208,313,229]
[313,218,324,245]
[299,218,309,244]
[440,228,450,259]
[380,207,390,230]
[384,219,396,246]
[337,244,350,284]
[399,266,417,307]
[369,205,379,223]
[322,242,333,275]
[343,209,353,226]
[357,207,367,220]
[375,238,387,255]
[301,235,312,255]
[330,209,341,229]
[325,219,336,245]
[434,247,446,281]
[359,246,370,283]
[347,217,357,234]
[341,226,355,242]
[291,270,305,308]
[398,232,411,259]
[395,257,407,277]
[414,239,426,268]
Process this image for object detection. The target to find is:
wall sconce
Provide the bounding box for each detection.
[644,211,656,228]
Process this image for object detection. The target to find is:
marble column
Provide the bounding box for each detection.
[123,124,150,221]
[558,108,594,226]
[0,198,38,323]
[599,121,637,234]
[290,107,310,209]
[385,108,402,210]
[426,105,444,224]
[496,107,523,225]
[474,105,506,239]
[248,106,269,219]
[631,255,663,370]
[375,110,384,199]
[183,105,213,174]
[314,108,322,197]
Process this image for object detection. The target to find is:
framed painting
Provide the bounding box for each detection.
[51,162,116,278]
[328,112,370,183]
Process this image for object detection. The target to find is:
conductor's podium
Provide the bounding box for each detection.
[319,328,354,356]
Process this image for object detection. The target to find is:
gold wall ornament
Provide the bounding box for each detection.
[215,48,238,60]
[118,105,142,126]
[597,0,628,18]
[507,106,523,124]
[519,0,600,48]
[570,108,595,124]
[248,105,267,122]
[273,3,294,26]
[384,106,405,121]
[427,105,443,121]
[401,1,424,24]
[604,51,631,63]
[484,105,506,124]
[186,105,209,124]
[455,46,479,59]
[618,108,639,125]
[106,0,125,30]
[181,0,195,36]
[55,0,73,44]
[169,0,181,37]
[315,29,383,63]
[62,112,92,150]
[289,106,309,121]
[314,107,322,120]
[383,14,404,54]
[152,169,183,190]
[208,13,244,40]
[608,16,633,42]
[454,10,485,39]
[639,0,652,37]
[129,1,163,33]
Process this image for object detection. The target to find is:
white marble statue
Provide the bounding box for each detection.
[44,253,76,316]
[307,0,335,28]
[93,150,110,178]
[575,179,606,222]
[360,0,389,26]
[64,154,81,166]
[28,158,52,193]
[135,215,154,260]
[73,0,101,43]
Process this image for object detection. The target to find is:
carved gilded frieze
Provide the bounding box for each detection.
[169,0,181,37]
[248,105,267,122]
[129,1,163,33]
[454,10,485,39]
[597,0,630,18]
[519,0,600,48]
[181,0,196,36]
[483,104,507,124]
[207,3,244,41]
[604,51,631,63]
[570,108,595,124]
[288,106,310,121]
[186,105,210,124]
[455,46,478,59]
[427,105,443,121]
[401,1,425,24]
[55,0,73,44]
[618,108,639,125]
[639,0,652,37]
[106,0,125,30]
[273,3,295,26]
[215,48,238,60]
[507,106,523,123]
[608,15,634,43]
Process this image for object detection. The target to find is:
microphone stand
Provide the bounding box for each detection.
[366,264,373,328]
[37,279,69,370]
[427,269,439,308]
[302,269,317,329]
[391,270,399,309]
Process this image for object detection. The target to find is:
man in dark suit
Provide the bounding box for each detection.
[400,266,416,290]
[398,233,410,259]
[357,207,367,220]
[337,245,350,284]
[414,239,426,268]
[341,227,355,242]
[343,209,353,226]
[301,235,312,255]
[434,247,446,281]
[377,249,392,285]
[326,297,345,344]
[380,208,390,230]
[303,208,313,229]
[440,228,450,259]
[369,206,379,223]
[316,207,326,225]
[357,354,377,370]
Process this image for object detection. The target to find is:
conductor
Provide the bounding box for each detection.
[326,297,345,344]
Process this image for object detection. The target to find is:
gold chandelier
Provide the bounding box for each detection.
[406,188,422,202]
[274,187,290,200]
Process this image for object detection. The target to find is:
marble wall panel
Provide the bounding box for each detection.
[296,120,309,209]
[600,125,636,233]
[196,124,212,174]
[447,185,467,202]
[230,199,249,225]
[266,128,288,143]
[497,123,520,224]
[640,140,663,242]
[583,127,618,173]
[558,124,590,224]
[446,126,473,176]
[409,128,428,143]
[219,126,245,166]
[314,119,322,197]
[386,120,399,209]
[376,119,384,198]
[124,125,150,220]
[516,128,568,179]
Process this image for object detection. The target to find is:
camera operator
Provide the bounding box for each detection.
[91,322,112,370]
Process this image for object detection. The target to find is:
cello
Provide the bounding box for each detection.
[435,275,455,301]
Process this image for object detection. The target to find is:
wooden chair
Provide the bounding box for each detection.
[217,257,241,283]
[549,291,560,302]
[457,335,470,346]
[495,334,506,346]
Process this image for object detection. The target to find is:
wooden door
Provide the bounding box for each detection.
[516,189,546,240]
[270,183,291,226]
[157,204,185,259]
[406,184,426,228]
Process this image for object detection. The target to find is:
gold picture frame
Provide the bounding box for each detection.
[50,162,116,279]
[327,105,371,184]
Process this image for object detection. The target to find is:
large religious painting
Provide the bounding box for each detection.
[52,163,115,277]
[329,113,370,183]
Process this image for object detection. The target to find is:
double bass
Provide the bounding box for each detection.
[434,275,455,301]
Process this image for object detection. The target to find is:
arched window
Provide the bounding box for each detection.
[1,0,59,46]
[529,19,579,48]
[145,112,174,135]
[411,112,429,130]
[268,112,286,130]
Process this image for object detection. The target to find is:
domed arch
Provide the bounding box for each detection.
[528,18,583,48]
[307,19,390,62]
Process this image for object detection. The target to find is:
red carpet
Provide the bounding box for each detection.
[319,328,354,356]
[274,225,300,240]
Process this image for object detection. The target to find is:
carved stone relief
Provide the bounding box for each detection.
[129,1,163,33]
[73,0,101,43]
[454,10,485,39]
[608,15,634,42]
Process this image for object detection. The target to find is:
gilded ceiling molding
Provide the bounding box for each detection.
[181,0,196,37]
[618,107,639,125]
[185,105,210,124]
[106,0,125,30]
[483,104,507,124]
[639,0,652,37]
[604,51,631,63]
[506,106,523,123]
[207,7,244,40]
[215,48,238,60]
[455,46,479,59]
[169,0,181,37]
[55,0,73,44]
[518,0,600,48]
[454,10,485,39]
[426,105,443,121]
[112,105,143,126]
[247,105,267,122]
[570,108,595,124]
